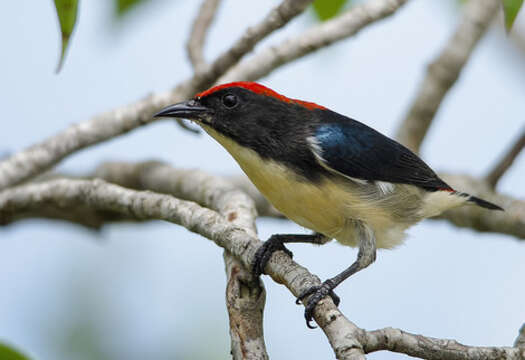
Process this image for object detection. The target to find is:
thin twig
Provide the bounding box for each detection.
[485,130,525,188]
[0,91,174,191]
[516,324,525,348]
[395,0,500,153]
[187,0,222,72]
[0,0,314,191]
[219,0,409,83]
[185,0,316,92]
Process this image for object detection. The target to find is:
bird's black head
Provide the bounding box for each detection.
[154,82,327,151]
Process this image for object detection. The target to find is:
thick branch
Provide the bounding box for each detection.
[363,326,525,360]
[0,178,366,359]
[395,0,499,153]
[224,252,268,360]
[0,0,313,191]
[219,0,408,83]
[436,173,525,239]
[485,130,525,188]
[94,162,366,358]
[93,161,259,231]
[0,203,124,229]
[96,161,269,359]
[187,0,222,72]
[2,178,523,359]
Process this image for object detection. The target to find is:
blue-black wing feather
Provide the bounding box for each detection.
[312,114,451,191]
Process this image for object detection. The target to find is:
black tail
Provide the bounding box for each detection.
[452,191,503,210]
[467,195,504,211]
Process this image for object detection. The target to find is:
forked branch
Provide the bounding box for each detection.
[395,0,500,153]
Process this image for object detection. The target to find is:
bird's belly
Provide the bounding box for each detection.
[202,125,410,248]
[243,163,347,237]
[241,161,412,249]
[202,125,345,236]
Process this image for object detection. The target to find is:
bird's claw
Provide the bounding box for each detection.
[296,280,340,329]
[252,237,293,277]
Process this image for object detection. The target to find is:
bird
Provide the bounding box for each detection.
[154,81,502,328]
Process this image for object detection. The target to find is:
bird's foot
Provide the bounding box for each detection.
[296,280,340,329]
[252,235,293,277]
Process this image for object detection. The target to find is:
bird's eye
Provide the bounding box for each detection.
[222,94,238,108]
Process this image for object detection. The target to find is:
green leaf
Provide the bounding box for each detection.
[53,0,79,73]
[115,0,149,17]
[0,342,31,360]
[312,0,348,21]
[502,0,523,33]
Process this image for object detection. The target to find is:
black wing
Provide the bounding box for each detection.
[310,117,451,191]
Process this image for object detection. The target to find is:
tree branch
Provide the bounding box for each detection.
[485,129,525,189]
[0,203,124,229]
[96,161,270,359]
[189,0,315,89]
[516,324,525,348]
[92,161,259,230]
[187,0,222,72]
[219,0,409,83]
[1,177,523,359]
[224,252,269,360]
[0,91,175,191]
[363,326,525,360]
[436,173,525,239]
[395,0,500,153]
[0,0,314,191]
[0,178,367,359]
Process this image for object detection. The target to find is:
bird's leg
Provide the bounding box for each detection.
[252,233,328,277]
[296,222,376,328]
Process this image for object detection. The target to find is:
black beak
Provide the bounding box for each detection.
[153,99,210,119]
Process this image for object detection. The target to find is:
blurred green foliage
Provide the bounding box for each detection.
[312,0,349,21]
[502,0,524,32]
[51,0,152,73]
[53,0,78,73]
[0,342,30,360]
[115,0,151,17]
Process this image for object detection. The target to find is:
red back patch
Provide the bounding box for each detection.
[195,82,326,111]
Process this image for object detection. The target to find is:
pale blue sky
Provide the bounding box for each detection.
[0,1,524,359]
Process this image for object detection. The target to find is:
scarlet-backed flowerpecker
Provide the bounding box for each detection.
[155,82,502,328]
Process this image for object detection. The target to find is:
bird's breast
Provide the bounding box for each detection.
[201,125,415,249]
[202,125,348,237]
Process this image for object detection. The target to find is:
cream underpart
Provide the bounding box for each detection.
[201,125,414,249]
[419,190,467,217]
